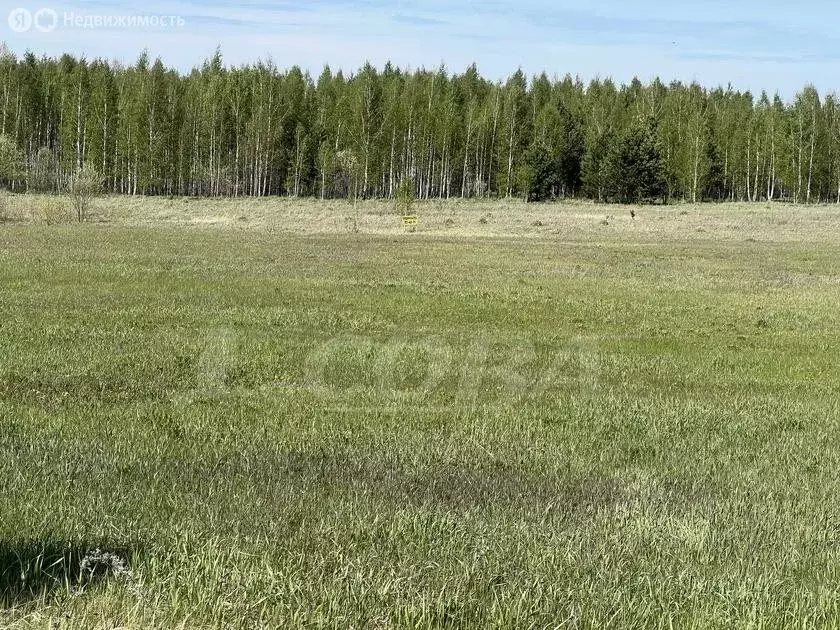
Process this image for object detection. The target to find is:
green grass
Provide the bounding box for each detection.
[2,201,840,628]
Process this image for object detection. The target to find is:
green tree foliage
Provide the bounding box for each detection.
[0,49,839,203]
[0,134,24,189]
[521,144,562,201]
[604,118,667,203]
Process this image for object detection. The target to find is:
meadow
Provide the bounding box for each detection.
[2,196,840,628]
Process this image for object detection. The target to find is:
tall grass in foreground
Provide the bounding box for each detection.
[1,204,840,627]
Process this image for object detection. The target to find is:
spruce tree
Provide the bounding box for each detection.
[604,117,666,204]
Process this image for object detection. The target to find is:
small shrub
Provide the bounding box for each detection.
[396,178,415,216]
[68,166,103,222]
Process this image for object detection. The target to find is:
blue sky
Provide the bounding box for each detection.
[2,0,839,98]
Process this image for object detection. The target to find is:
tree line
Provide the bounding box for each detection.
[1,45,839,204]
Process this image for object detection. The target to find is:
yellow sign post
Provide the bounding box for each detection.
[402,215,418,227]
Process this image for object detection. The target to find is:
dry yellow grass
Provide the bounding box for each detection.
[5,194,840,245]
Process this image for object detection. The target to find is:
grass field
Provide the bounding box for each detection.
[2,197,840,628]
